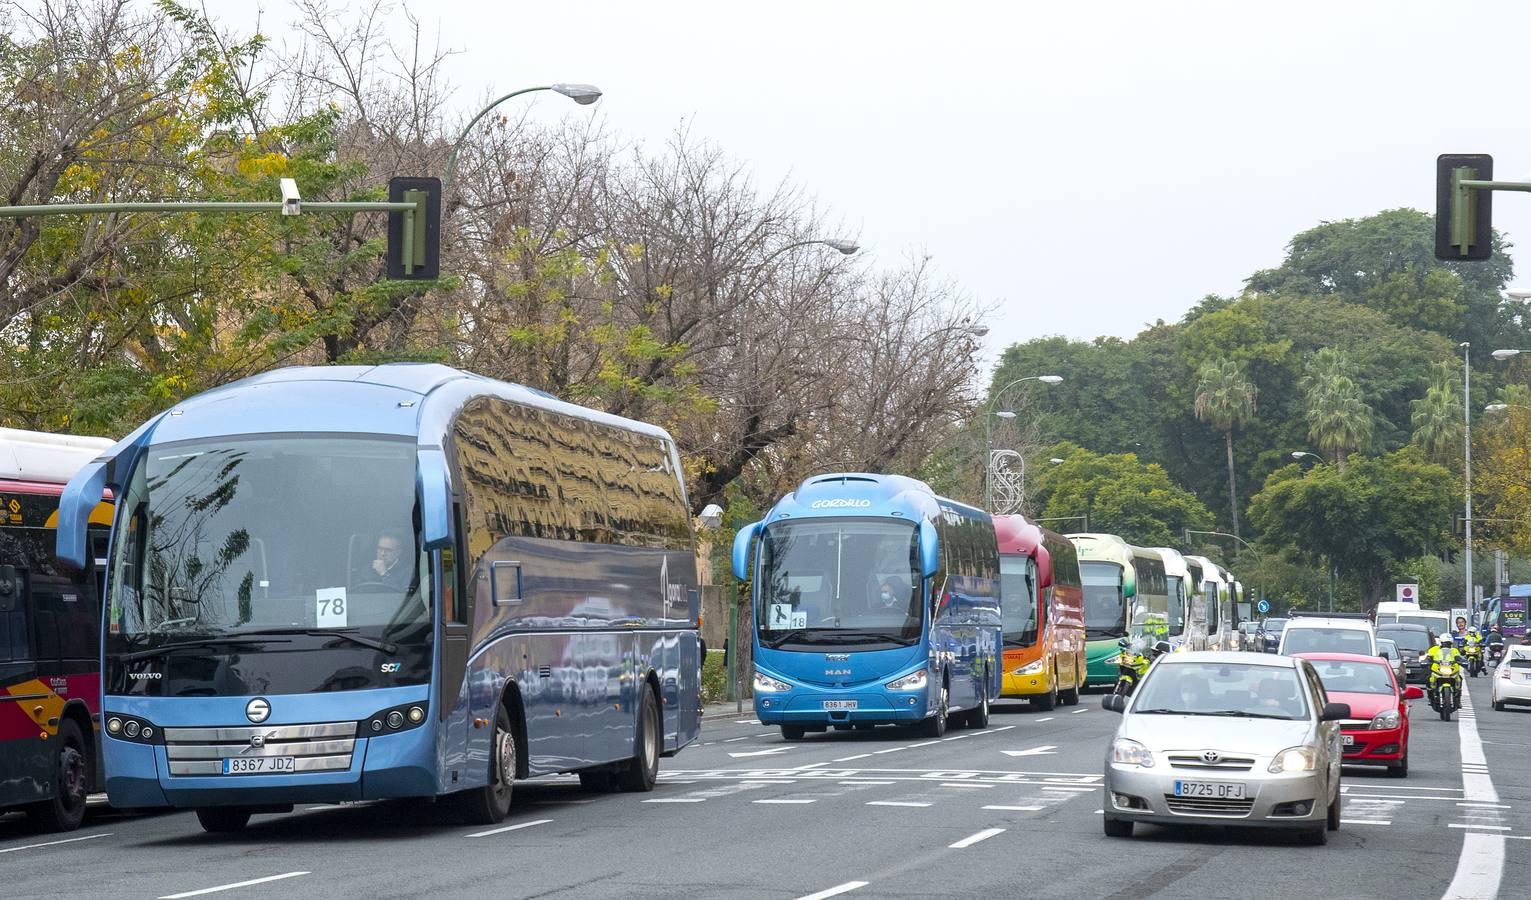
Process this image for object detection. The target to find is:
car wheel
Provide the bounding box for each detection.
[1103,816,1133,838]
[1493,699,1505,712]
[1326,785,1341,831]
[1301,824,1329,846]
[1388,750,1409,778]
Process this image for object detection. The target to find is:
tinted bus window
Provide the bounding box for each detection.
[1081,561,1126,640]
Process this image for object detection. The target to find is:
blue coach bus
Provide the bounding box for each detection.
[56,364,701,832]
[732,473,1001,739]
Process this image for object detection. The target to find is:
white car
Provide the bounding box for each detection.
[1278,613,1376,657]
[1490,645,1531,711]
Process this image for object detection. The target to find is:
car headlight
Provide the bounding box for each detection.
[1268,746,1318,773]
[885,670,928,691]
[1012,660,1046,676]
[1111,738,1154,768]
[1370,710,1400,730]
[753,671,791,692]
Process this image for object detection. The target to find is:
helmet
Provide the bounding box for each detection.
[1439,634,1453,646]
[1469,626,1480,635]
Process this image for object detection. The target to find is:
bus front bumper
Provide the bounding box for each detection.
[755,689,930,726]
[1002,667,1053,697]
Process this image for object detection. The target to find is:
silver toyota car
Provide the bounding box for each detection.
[1100,651,1349,845]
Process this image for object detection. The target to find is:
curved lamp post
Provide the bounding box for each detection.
[983,375,1062,510]
[443,83,602,194]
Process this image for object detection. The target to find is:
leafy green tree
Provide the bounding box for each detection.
[1300,349,1373,469]
[1247,450,1455,609]
[1411,362,1464,465]
[1194,357,1257,539]
[1030,443,1213,547]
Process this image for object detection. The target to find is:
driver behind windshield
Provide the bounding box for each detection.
[367,530,412,591]
[871,576,913,616]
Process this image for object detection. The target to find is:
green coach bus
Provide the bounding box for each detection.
[1069,534,1169,688]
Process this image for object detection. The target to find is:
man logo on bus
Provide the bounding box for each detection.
[810,499,871,509]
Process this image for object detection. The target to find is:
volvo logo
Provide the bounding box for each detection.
[1201,750,1222,764]
[810,499,871,509]
[246,697,271,724]
[128,672,162,680]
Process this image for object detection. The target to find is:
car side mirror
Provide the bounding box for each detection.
[1378,652,1391,660]
[1101,694,1128,713]
[1402,686,1425,701]
[0,564,16,613]
[1320,702,1351,722]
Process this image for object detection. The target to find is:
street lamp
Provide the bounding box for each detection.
[1462,342,1474,618]
[1049,457,1065,465]
[443,83,603,193]
[983,375,1063,510]
[1290,450,1325,465]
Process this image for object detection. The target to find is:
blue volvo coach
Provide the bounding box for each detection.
[732,473,1001,739]
[56,364,701,832]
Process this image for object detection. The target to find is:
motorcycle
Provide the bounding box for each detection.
[1429,661,1463,722]
[1489,642,1505,666]
[1109,638,1169,697]
[1464,643,1484,678]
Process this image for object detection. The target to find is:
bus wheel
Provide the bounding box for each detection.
[578,770,616,792]
[458,705,516,825]
[963,687,990,729]
[619,687,660,792]
[1033,676,1058,712]
[195,807,252,833]
[780,724,807,740]
[27,719,89,832]
[1059,675,1081,707]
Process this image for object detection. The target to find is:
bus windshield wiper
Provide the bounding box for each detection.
[808,630,914,645]
[119,636,290,662]
[1003,635,1037,649]
[761,629,810,649]
[243,628,397,654]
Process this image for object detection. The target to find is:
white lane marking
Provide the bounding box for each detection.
[739,780,797,785]
[1034,717,1054,723]
[984,804,1043,811]
[1042,785,1099,792]
[795,762,830,770]
[840,780,895,785]
[467,818,552,838]
[941,782,995,789]
[909,741,942,748]
[1342,820,1394,826]
[796,882,869,900]
[754,798,816,805]
[1071,708,1089,714]
[949,827,1005,849]
[1001,745,1058,757]
[723,736,750,743]
[643,798,707,803]
[729,747,794,758]
[159,872,310,899]
[872,746,908,755]
[867,801,932,808]
[1346,793,1469,802]
[1449,824,1511,831]
[756,731,775,736]
[0,833,112,855]
[991,726,1017,732]
[1458,802,1512,809]
[942,734,971,741]
[1442,686,1504,900]
[835,754,873,762]
[1344,784,1463,793]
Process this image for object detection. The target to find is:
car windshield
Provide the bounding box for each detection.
[755,518,921,648]
[1283,627,1371,655]
[1377,640,1398,659]
[109,435,431,642]
[1264,618,1287,632]
[1133,662,1309,720]
[1378,628,1430,653]
[1310,659,1394,694]
[1081,561,1126,640]
[1397,615,1447,631]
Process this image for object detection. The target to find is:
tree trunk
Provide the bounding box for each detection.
[1336,448,1348,472]
[1225,429,1240,540]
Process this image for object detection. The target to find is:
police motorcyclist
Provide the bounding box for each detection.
[1425,633,1462,695]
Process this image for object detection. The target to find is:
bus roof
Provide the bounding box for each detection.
[763,472,974,526]
[1183,554,1228,584]
[0,427,114,484]
[993,514,1044,556]
[1068,532,1133,565]
[1149,547,1190,579]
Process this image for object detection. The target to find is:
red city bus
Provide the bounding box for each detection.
[0,428,113,832]
[995,515,1086,709]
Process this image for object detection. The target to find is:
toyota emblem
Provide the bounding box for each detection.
[1201,750,1221,764]
[246,697,271,724]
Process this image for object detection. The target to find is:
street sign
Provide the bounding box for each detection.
[1256,599,1271,615]
[1396,584,1419,604]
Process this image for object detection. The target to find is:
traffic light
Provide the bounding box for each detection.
[1435,154,1493,261]
[386,176,441,280]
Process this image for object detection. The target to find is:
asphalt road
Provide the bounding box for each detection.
[3,680,1527,899]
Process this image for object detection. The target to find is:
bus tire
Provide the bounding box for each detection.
[578,770,616,792]
[619,686,660,792]
[195,807,252,833]
[457,704,517,825]
[780,724,807,740]
[1033,675,1057,712]
[963,687,990,729]
[26,718,89,833]
[1059,673,1081,707]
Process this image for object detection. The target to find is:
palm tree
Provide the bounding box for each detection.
[1301,350,1373,470]
[1194,357,1258,540]
[1411,384,1463,463]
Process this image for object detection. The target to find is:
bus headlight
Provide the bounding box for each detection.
[885,670,928,691]
[1012,659,1046,676]
[106,717,122,735]
[754,671,791,692]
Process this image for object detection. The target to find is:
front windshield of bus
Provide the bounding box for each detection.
[109,436,431,646]
[756,518,920,649]
[1081,561,1126,640]
[1166,576,1186,637]
[1000,555,1039,647]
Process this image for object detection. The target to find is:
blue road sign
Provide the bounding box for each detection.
[1257,599,1271,614]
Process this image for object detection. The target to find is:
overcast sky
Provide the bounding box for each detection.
[206,0,1531,363]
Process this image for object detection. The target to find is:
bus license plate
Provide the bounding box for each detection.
[223,756,296,775]
[1173,780,1246,799]
[822,700,858,710]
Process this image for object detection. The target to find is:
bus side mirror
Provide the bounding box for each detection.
[0,565,16,613]
[918,520,940,578]
[732,521,761,582]
[416,448,452,551]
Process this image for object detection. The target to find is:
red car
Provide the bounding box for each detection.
[1295,651,1423,777]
